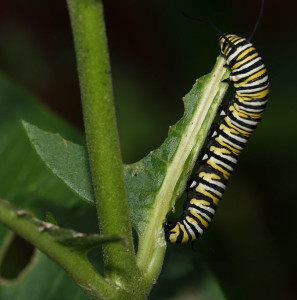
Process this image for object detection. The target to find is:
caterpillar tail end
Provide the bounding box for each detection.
[163,221,178,243]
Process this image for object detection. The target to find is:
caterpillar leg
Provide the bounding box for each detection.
[197,148,209,164]
[218,99,232,117]
[207,123,219,139]
[186,175,198,191]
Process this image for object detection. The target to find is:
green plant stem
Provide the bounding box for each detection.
[66,0,138,288]
[0,199,116,300]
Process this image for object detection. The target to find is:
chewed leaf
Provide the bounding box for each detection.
[124,62,230,238]
[23,56,230,238]
[22,120,95,204]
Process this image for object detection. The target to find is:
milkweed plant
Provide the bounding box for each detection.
[0,0,230,299]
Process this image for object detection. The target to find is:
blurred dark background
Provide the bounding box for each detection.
[0,0,296,299]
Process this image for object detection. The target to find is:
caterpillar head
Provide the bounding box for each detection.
[219,34,237,56]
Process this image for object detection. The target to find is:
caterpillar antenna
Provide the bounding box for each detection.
[182,13,224,36]
[182,12,235,48]
[248,0,265,41]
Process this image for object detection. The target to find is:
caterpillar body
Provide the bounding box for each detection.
[163,34,269,243]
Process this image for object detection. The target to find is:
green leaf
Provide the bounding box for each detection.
[22,120,95,204]
[0,72,86,215]
[119,56,229,242]
[0,251,89,300]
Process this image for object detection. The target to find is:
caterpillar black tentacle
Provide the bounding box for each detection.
[163,32,269,243]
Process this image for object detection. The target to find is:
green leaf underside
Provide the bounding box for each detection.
[23,55,230,237]
[0,199,125,254]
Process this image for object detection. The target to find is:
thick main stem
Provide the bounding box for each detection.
[66,0,138,286]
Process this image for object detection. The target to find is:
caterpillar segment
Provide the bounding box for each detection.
[164,34,269,243]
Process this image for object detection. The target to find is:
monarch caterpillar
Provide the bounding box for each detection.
[163,0,269,243]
